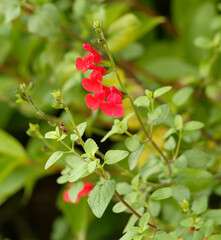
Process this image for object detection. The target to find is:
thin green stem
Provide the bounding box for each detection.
[65,106,85,147]
[27,94,56,127]
[124,130,133,137]
[100,31,149,138]
[171,131,182,162]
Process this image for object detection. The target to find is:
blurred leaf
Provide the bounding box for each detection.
[134,96,150,108]
[154,86,172,98]
[150,187,173,200]
[0,37,11,63]
[68,181,83,203]
[125,135,140,152]
[164,136,176,151]
[194,36,213,49]
[88,180,116,218]
[203,210,221,225]
[153,104,170,125]
[172,87,194,107]
[152,231,176,240]
[28,3,60,39]
[191,195,208,215]
[148,107,161,121]
[108,13,165,51]
[0,0,21,23]
[183,121,204,131]
[175,168,214,191]
[139,212,150,229]
[0,129,27,159]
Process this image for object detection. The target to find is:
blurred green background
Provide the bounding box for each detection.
[0,0,221,239]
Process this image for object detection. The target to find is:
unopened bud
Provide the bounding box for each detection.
[60,122,65,128]
[42,146,47,151]
[93,19,100,29]
[28,82,34,91]
[62,129,68,134]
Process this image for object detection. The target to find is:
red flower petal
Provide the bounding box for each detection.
[75,57,84,71]
[91,70,103,82]
[88,64,107,76]
[83,44,103,63]
[82,77,103,92]
[85,94,100,110]
[99,101,113,116]
[113,104,124,118]
[76,182,94,203]
[63,190,72,203]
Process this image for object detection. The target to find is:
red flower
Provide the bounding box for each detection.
[187,228,195,232]
[82,70,103,92]
[75,54,94,73]
[100,92,124,118]
[63,182,94,204]
[83,44,103,63]
[87,64,107,76]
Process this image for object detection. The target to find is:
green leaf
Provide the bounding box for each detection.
[204,210,221,225]
[125,135,140,152]
[45,131,58,139]
[104,150,129,165]
[112,201,127,213]
[152,231,176,240]
[68,181,84,203]
[0,129,27,160]
[87,180,116,218]
[191,195,208,215]
[163,128,177,139]
[154,86,172,98]
[84,138,99,157]
[88,161,97,173]
[194,37,213,49]
[101,129,119,142]
[134,96,150,108]
[128,145,145,170]
[139,212,150,229]
[28,3,60,39]
[175,168,214,192]
[122,113,135,128]
[183,149,211,169]
[108,13,165,51]
[172,87,194,107]
[180,217,194,227]
[119,231,138,240]
[164,136,176,151]
[172,184,190,202]
[45,151,63,169]
[148,107,161,121]
[208,234,221,240]
[174,115,183,130]
[150,187,173,200]
[183,121,204,131]
[69,162,89,182]
[4,5,20,23]
[70,122,87,142]
[153,104,170,126]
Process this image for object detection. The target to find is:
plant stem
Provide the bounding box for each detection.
[171,131,182,162]
[65,106,85,147]
[27,94,56,127]
[100,31,149,138]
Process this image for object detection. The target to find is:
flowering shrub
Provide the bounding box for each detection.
[0,1,221,240]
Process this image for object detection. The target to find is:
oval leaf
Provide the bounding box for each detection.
[104,150,129,165]
[150,187,173,200]
[154,86,172,98]
[45,151,63,169]
[183,121,204,131]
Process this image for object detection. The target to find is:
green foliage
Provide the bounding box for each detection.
[104,150,129,165]
[45,151,63,169]
[88,180,116,218]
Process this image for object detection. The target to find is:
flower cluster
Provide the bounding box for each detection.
[63,182,94,204]
[75,44,124,118]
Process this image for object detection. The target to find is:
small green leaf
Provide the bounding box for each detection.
[164,136,176,151]
[154,86,172,98]
[88,161,96,173]
[45,131,58,139]
[150,187,173,200]
[101,129,119,142]
[45,151,63,169]
[112,201,127,213]
[125,135,140,152]
[163,128,177,139]
[122,113,134,128]
[69,162,89,182]
[153,104,170,126]
[174,115,183,130]
[194,36,213,49]
[128,145,145,170]
[5,6,21,23]
[68,181,84,203]
[134,96,150,108]
[183,121,204,131]
[119,231,138,240]
[84,138,99,157]
[88,180,116,218]
[172,87,193,107]
[148,107,161,121]
[191,196,208,215]
[70,122,87,142]
[207,234,221,240]
[152,231,176,240]
[180,217,194,227]
[139,212,150,229]
[104,150,129,165]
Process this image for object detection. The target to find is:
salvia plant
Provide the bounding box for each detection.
[14,20,221,240]
[1,0,221,240]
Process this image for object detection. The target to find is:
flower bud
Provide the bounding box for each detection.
[28,82,34,91]
[60,122,65,128]
[62,129,68,134]
[93,19,100,29]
